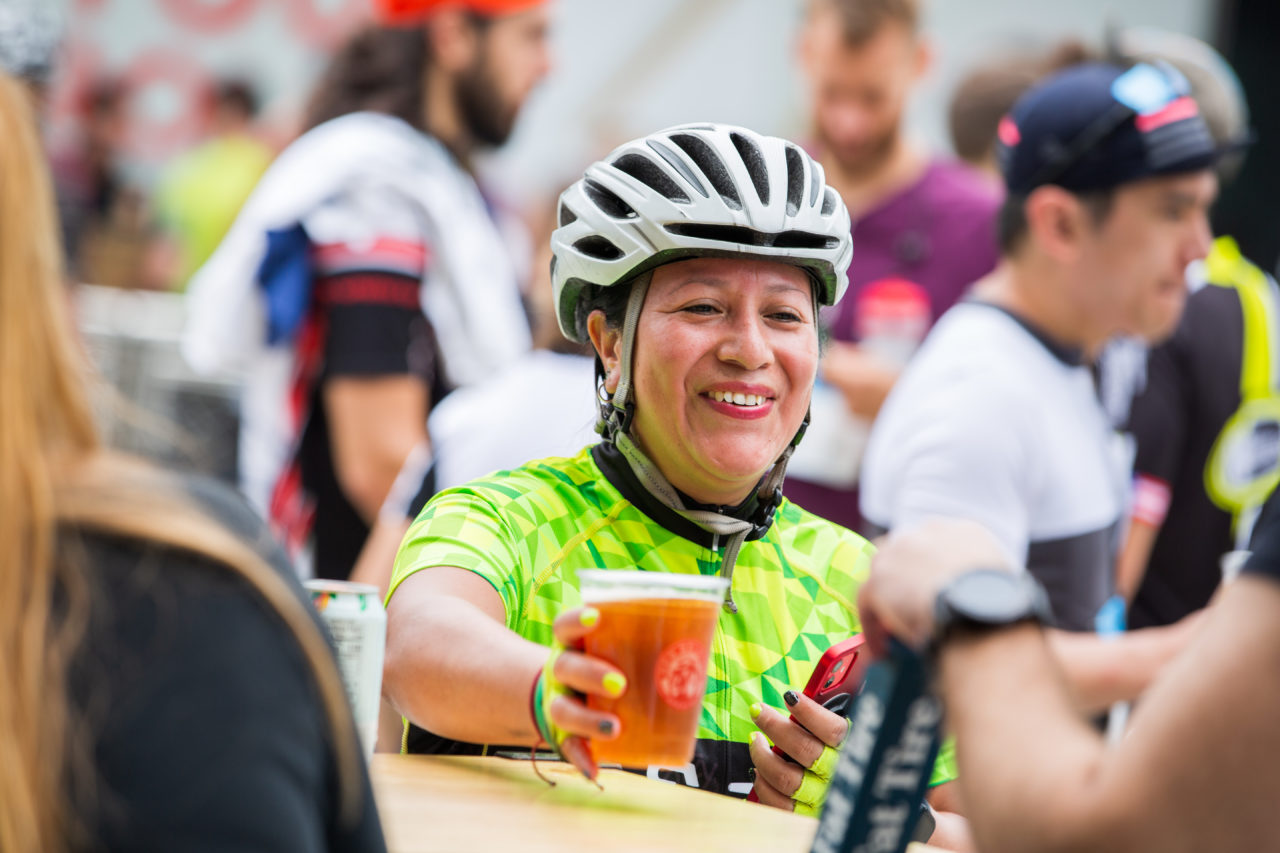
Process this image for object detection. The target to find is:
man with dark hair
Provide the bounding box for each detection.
[860,61,1218,631]
[184,0,549,581]
[784,0,1002,532]
[1111,30,1271,629]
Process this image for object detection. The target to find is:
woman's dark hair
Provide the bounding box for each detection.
[574,277,637,339]
[303,25,428,132]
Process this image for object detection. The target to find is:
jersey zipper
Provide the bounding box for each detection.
[713,580,733,786]
[707,534,733,774]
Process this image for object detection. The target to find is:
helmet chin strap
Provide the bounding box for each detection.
[596,275,651,442]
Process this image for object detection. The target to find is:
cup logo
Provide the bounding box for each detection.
[655,638,708,710]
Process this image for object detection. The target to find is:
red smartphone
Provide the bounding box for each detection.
[746,635,866,801]
[799,634,867,718]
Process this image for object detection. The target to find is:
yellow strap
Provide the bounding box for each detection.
[1205,236,1274,399]
[1203,237,1280,529]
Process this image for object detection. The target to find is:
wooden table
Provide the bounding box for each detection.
[371,754,946,853]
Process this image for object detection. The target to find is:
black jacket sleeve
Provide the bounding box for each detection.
[72,480,386,852]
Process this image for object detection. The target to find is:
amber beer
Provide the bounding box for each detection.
[578,570,728,767]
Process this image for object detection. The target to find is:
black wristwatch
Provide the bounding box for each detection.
[932,568,1052,653]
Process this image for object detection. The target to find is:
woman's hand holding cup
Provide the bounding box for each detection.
[530,606,628,781]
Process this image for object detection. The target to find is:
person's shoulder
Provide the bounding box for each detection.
[438,447,606,511]
[872,307,1037,452]
[900,305,1032,394]
[769,501,874,596]
[1184,280,1246,329]
[919,159,1003,213]
[774,500,875,558]
[181,473,296,574]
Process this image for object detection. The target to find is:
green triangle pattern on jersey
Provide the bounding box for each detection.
[388,446,953,787]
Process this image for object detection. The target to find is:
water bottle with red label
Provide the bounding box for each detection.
[854,277,931,367]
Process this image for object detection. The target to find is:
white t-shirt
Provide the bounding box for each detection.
[860,302,1128,631]
[430,351,599,490]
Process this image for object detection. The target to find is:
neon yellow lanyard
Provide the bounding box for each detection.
[1203,237,1280,544]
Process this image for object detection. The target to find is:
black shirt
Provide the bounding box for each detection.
[1127,284,1245,628]
[1245,487,1280,583]
[64,476,386,851]
[299,269,444,580]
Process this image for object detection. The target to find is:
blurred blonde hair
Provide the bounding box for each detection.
[0,73,362,851]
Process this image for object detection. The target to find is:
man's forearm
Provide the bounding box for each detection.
[938,625,1118,852]
[1047,619,1193,712]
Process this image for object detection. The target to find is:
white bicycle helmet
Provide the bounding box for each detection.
[551,122,853,343]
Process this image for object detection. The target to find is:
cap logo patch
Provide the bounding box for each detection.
[1111,62,1182,113]
[1135,96,1201,133]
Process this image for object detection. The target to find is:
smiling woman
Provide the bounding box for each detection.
[380,123,962,842]
[592,257,819,507]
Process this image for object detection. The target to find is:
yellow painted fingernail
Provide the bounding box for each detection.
[749,702,762,720]
[603,672,627,697]
[580,607,599,627]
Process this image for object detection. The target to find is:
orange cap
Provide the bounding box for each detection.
[373,0,546,25]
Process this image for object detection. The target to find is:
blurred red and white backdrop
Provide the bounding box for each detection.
[48,0,370,183]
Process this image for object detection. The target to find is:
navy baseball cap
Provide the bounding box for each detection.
[997,61,1218,196]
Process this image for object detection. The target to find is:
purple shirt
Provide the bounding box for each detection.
[785,159,1002,532]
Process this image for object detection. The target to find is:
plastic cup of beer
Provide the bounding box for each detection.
[577,569,728,767]
[304,579,386,758]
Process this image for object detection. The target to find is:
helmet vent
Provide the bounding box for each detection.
[665,223,838,251]
[784,145,805,216]
[647,139,709,198]
[821,187,839,217]
[730,131,770,206]
[584,179,637,219]
[807,158,823,207]
[573,235,625,260]
[612,153,689,203]
[669,133,742,211]
[558,203,578,227]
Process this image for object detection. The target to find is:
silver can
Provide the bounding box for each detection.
[305,579,387,756]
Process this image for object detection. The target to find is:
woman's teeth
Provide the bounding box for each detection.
[709,390,765,406]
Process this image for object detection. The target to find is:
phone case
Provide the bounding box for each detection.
[800,634,867,718]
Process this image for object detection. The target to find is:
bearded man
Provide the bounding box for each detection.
[184,0,550,580]
[784,0,1002,533]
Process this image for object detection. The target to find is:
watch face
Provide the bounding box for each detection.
[949,570,1034,623]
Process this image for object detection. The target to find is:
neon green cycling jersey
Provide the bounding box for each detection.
[388,443,956,795]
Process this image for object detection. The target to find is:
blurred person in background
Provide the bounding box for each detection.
[349,192,598,598]
[149,78,274,291]
[349,187,595,752]
[183,0,549,581]
[947,40,1093,182]
[49,76,135,284]
[784,0,1002,533]
[1112,29,1272,629]
[0,70,385,853]
[860,61,1219,633]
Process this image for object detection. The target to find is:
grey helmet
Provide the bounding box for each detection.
[551,122,853,343]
